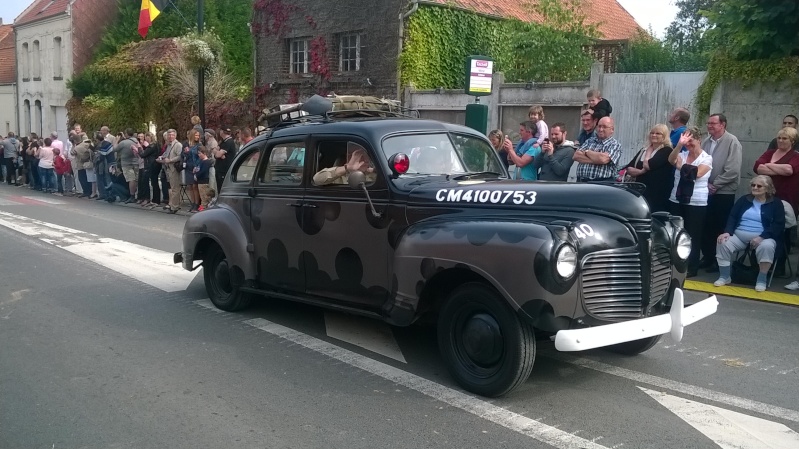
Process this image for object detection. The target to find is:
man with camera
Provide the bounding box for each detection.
[533,123,575,182]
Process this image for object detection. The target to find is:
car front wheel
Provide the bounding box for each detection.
[203,244,252,311]
[437,282,535,397]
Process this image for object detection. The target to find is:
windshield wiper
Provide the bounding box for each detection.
[452,171,502,180]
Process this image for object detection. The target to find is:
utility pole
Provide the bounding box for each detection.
[198,0,205,126]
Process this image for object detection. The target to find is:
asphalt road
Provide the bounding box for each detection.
[1,185,798,449]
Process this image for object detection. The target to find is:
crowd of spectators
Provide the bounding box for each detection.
[0,118,248,214]
[490,88,799,292]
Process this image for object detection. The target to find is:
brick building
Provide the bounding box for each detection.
[253,0,642,105]
[14,0,118,138]
[0,20,16,135]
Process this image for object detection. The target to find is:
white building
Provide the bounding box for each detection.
[14,0,117,139]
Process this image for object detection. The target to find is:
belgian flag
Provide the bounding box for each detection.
[138,0,167,38]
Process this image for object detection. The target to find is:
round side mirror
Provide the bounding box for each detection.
[347,170,367,189]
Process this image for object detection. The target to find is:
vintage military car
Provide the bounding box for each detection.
[176,95,717,397]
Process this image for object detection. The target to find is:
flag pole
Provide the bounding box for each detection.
[198,0,205,127]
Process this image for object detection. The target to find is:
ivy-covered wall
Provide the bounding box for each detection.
[399,6,508,90]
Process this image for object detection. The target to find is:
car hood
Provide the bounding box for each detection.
[405,179,650,220]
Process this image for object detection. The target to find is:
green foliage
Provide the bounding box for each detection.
[617,33,676,73]
[505,0,598,82]
[704,0,799,61]
[695,54,799,117]
[663,0,715,69]
[400,0,599,88]
[96,0,253,84]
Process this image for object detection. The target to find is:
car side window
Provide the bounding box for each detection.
[312,140,376,187]
[258,142,305,185]
[232,150,260,183]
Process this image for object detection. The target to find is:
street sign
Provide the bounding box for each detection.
[464,55,493,96]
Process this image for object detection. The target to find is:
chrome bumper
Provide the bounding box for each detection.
[554,288,718,351]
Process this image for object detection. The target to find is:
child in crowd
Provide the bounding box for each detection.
[52,148,74,196]
[194,146,214,212]
[528,105,549,150]
[587,89,612,120]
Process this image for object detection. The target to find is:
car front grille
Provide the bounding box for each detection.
[581,248,644,320]
[629,218,652,237]
[650,245,672,303]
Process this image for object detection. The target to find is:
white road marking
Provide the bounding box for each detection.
[0,198,22,206]
[324,312,407,363]
[244,317,611,449]
[545,352,799,423]
[21,196,65,205]
[0,210,197,292]
[641,387,799,449]
[194,299,226,312]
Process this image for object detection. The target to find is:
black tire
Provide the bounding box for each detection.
[203,244,252,311]
[437,282,535,397]
[606,335,661,355]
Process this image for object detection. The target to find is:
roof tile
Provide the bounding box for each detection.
[0,24,15,84]
[424,0,641,40]
[14,0,72,27]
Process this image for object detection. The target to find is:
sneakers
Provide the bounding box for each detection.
[785,280,799,291]
[713,277,731,287]
[755,282,767,292]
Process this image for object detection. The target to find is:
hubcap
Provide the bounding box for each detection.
[213,258,232,293]
[461,313,503,367]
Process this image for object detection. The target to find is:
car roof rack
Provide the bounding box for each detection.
[259,94,419,131]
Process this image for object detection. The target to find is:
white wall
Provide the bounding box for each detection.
[0,83,16,135]
[15,14,73,137]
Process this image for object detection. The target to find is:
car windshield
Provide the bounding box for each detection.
[381,133,503,176]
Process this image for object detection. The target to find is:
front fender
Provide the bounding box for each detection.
[181,207,255,282]
[391,218,580,323]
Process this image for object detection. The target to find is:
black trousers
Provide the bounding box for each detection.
[671,202,707,272]
[149,167,161,204]
[4,158,16,184]
[701,193,735,262]
[77,169,90,196]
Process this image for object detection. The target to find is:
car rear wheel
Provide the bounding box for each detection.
[606,335,661,355]
[437,282,535,397]
[204,244,252,311]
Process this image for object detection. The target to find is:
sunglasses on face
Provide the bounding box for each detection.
[751,184,764,188]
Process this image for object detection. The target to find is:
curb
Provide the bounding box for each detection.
[684,280,799,307]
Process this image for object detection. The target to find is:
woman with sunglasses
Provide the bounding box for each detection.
[713,175,784,292]
[668,127,713,277]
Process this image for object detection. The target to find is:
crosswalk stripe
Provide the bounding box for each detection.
[641,387,799,448]
[0,210,198,292]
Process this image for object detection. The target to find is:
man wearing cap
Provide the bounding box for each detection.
[214,127,237,191]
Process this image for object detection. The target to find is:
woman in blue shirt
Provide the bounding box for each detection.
[714,175,785,291]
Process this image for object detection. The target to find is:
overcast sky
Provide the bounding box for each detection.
[1,0,680,39]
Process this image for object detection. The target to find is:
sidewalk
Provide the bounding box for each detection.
[684,265,799,307]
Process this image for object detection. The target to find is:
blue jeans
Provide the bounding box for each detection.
[39,167,56,192]
[95,158,108,199]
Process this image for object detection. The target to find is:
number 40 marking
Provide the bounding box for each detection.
[573,224,595,239]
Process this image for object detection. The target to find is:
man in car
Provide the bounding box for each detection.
[313,143,376,186]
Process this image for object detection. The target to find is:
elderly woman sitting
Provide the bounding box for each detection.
[714,175,785,291]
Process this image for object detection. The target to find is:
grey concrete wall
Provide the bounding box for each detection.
[714,80,799,197]
[600,71,706,164]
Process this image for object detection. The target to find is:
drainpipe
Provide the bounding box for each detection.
[13,23,19,135]
[397,0,419,101]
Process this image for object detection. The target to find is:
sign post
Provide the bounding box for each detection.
[464,55,493,134]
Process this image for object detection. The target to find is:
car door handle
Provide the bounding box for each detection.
[287,202,303,208]
[303,203,317,208]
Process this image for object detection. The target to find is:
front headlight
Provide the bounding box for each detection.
[555,244,577,279]
[675,231,691,261]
